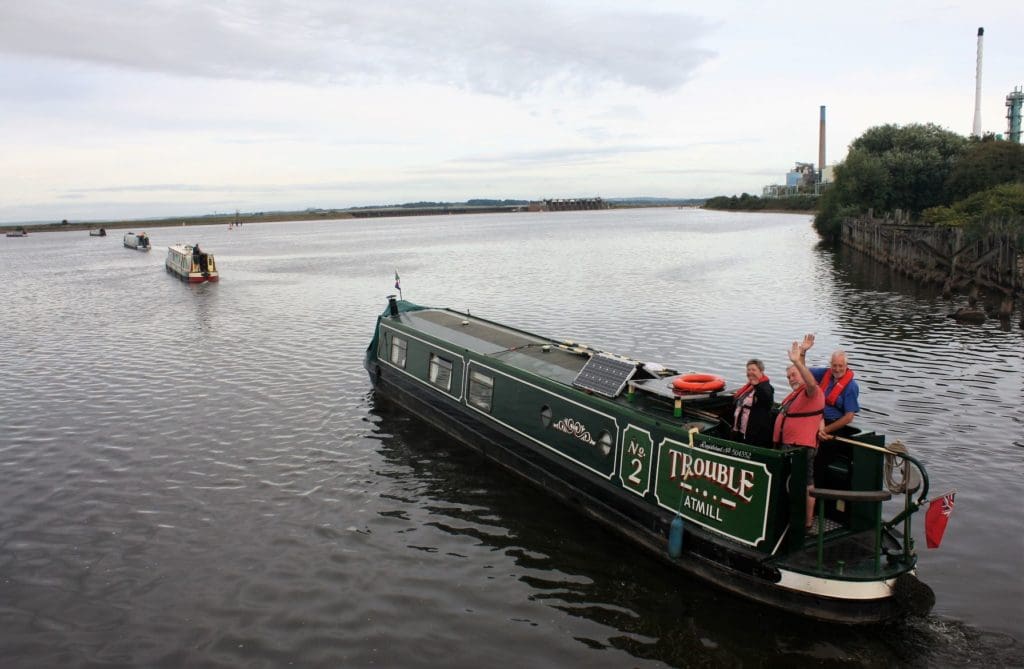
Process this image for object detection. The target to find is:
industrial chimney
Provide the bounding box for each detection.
[973,27,984,136]
[818,106,826,184]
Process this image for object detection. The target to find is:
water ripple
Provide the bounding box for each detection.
[0,211,1019,667]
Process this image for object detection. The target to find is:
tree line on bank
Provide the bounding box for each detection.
[703,124,1024,246]
[703,193,818,212]
[814,124,1024,244]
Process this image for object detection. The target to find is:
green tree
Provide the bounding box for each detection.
[850,123,967,214]
[703,193,817,212]
[944,140,1024,203]
[922,182,1024,244]
[813,123,968,241]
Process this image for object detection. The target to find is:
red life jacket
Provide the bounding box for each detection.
[733,376,769,402]
[732,376,769,432]
[773,385,824,447]
[821,368,855,407]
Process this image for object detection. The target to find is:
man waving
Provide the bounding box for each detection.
[798,335,860,441]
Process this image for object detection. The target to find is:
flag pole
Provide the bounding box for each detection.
[924,488,957,505]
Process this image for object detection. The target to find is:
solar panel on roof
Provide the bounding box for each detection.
[572,354,637,398]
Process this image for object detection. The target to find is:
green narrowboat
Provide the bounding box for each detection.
[364,297,935,623]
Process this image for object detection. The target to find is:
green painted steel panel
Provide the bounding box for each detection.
[469,360,618,478]
[619,424,655,496]
[654,434,787,550]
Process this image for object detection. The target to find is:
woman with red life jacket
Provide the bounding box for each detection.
[797,334,860,442]
[773,339,826,530]
[730,358,774,447]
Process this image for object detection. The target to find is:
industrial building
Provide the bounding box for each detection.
[1007,86,1022,143]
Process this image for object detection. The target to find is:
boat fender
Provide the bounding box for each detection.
[668,515,684,558]
[672,373,726,393]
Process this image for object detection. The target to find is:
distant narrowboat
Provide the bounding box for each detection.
[365,297,937,623]
[123,231,151,250]
[165,244,218,283]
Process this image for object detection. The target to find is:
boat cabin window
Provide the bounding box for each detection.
[428,353,453,391]
[540,405,552,428]
[468,371,494,412]
[390,336,408,368]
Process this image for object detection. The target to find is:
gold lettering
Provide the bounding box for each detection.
[668,449,757,503]
[737,469,756,503]
[669,450,683,480]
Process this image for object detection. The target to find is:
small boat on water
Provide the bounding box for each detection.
[89,228,107,237]
[365,297,938,623]
[123,231,151,251]
[165,243,218,283]
[6,227,28,237]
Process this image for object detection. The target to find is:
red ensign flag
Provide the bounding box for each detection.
[925,492,955,549]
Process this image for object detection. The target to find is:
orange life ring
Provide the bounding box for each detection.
[672,373,726,393]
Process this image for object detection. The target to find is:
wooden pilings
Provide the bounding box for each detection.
[841,215,1022,325]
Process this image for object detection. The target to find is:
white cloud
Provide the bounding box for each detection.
[0,1,715,94]
[0,0,1021,222]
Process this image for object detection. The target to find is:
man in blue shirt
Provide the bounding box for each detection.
[798,335,860,441]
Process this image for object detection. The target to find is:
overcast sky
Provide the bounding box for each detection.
[1,0,1020,222]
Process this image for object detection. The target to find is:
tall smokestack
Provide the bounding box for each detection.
[818,105,826,184]
[973,27,984,136]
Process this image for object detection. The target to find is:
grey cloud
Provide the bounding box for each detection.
[650,167,781,177]
[451,138,752,168]
[62,181,384,196]
[455,144,669,166]
[0,1,716,94]
[65,183,316,195]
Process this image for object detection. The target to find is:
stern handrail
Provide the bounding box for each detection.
[831,435,930,562]
[832,436,930,505]
[811,488,892,572]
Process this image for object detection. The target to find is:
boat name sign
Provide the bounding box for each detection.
[656,437,772,546]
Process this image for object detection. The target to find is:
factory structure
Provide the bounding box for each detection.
[1006,86,1023,143]
[764,28,1020,199]
[969,26,1020,143]
[762,105,831,199]
[973,27,985,137]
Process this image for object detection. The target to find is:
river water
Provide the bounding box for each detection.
[1,209,1020,667]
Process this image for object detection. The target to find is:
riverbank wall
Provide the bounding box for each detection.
[841,213,1022,321]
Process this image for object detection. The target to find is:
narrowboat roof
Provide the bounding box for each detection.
[393,308,589,386]
[383,302,731,427]
[167,243,213,254]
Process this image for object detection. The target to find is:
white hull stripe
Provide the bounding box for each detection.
[777,569,896,600]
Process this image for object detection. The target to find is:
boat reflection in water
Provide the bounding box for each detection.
[366,397,954,667]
